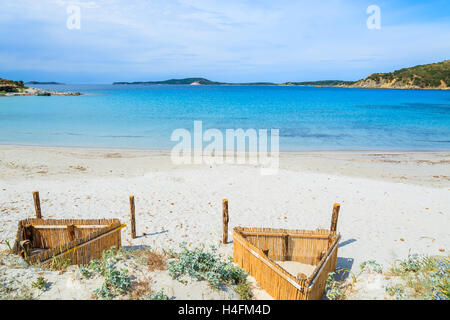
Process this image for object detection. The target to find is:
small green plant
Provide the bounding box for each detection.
[0,284,35,300]
[235,280,254,300]
[389,253,449,300]
[399,253,425,272]
[434,277,449,300]
[162,248,178,259]
[79,267,91,279]
[167,243,249,295]
[360,260,382,274]
[49,256,71,271]
[101,246,120,260]
[88,247,122,273]
[325,272,345,300]
[90,247,131,299]
[386,284,406,300]
[94,265,131,299]
[31,276,50,291]
[88,259,103,273]
[431,258,449,300]
[3,240,13,253]
[147,289,170,300]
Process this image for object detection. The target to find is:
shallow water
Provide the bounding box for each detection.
[0,84,449,150]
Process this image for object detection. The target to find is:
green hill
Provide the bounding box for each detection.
[0,77,80,96]
[349,60,449,89]
[113,61,449,89]
[25,81,65,85]
[0,78,27,92]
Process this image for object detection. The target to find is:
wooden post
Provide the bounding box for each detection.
[222,199,229,244]
[67,224,76,241]
[330,203,340,233]
[282,234,289,261]
[129,195,136,239]
[317,249,327,263]
[32,191,42,219]
[24,224,33,242]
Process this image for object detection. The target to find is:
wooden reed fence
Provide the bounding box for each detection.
[12,218,125,266]
[233,227,340,300]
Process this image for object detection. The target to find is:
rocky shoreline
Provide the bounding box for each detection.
[335,78,449,90]
[0,78,81,96]
[336,84,449,90]
[335,60,449,90]
[0,86,81,97]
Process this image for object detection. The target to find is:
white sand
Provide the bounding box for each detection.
[275,261,316,278]
[0,251,241,300]
[0,145,449,276]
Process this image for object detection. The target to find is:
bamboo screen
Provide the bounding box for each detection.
[13,218,125,266]
[233,227,340,300]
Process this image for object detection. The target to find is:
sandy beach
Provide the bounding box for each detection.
[0,145,448,275]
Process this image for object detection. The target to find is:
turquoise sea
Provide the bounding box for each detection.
[0,84,449,150]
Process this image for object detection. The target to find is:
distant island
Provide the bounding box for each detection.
[3,60,448,93]
[282,80,356,86]
[0,78,80,96]
[114,60,449,90]
[113,77,276,86]
[25,81,65,85]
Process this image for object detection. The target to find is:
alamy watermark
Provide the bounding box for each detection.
[366,5,381,30]
[64,4,381,31]
[67,5,81,30]
[170,121,279,175]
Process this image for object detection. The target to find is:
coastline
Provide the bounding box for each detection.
[2,141,450,152]
[0,144,449,188]
[334,85,450,91]
[113,82,450,90]
[0,86,81,97]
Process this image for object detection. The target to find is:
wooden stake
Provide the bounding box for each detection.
[32,191,42,219]
[282,234,289,261]
[222,199,229,244]
[330,203,340,233]
[129,195,136,239]
[67,224,76,241]
[24,224,33,242]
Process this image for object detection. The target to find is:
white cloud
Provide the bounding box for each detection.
[0,0,449,82]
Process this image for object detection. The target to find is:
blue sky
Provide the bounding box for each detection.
[0,0,449,83]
